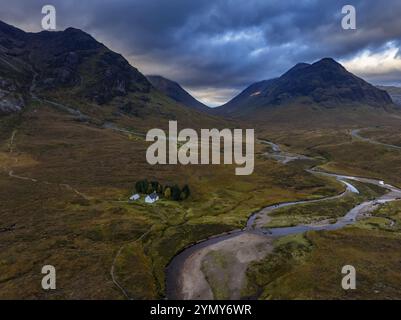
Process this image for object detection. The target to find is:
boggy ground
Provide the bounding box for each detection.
[0,99,343,299]
[2,95,401,299]
[241,127,401,300]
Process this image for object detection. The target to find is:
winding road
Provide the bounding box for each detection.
[165,139,401,300]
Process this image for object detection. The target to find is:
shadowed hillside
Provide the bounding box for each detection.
[147,75,210,112]
[217,58,394,119]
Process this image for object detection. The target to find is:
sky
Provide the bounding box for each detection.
[1,0,401,107]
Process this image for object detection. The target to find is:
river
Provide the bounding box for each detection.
[165,139,401,300]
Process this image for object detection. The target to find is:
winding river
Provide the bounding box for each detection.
[165,139,401,300]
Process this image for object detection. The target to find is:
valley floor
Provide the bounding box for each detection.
[1,100,401,300]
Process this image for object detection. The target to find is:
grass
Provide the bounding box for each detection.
[244,198,401,300]
[361,200,401,232]
[201,250,236,300]
[358,127,401,147]
[265,180,388,228]
[2,95,401,299]
[113,242,157,299]
[318,141,401,188]
[240,124,401,300]
[0,99,344,299]
[243,233,312,299]
[245,225,401,300]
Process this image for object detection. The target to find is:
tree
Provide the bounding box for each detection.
[164,187,171,199]
[171,185,181,201]
[135,179,149,193]
[150,181,158,193]
[181,185,190,200]
[135,180,190,201]
[135,181,141,193]
[146,183,153,194]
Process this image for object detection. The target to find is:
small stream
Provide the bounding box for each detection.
[351,129,401,150]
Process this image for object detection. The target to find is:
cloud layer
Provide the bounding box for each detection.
[1,0,400,106]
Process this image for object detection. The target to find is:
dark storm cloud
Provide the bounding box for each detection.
[0,0,400,105]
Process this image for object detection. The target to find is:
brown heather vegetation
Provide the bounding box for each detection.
[0,99,345,299]
[242,116,401,300]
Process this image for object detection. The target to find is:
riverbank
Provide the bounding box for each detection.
[165,139,401,300]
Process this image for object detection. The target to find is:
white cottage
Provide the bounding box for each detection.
[129,194,140,201]
[145,192,159,204]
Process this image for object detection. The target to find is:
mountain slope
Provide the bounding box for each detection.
[0,21,32,114]
[215,79,276,115]
[377,86,401,106]
[218,58,393,116]
[0,20,227,130]
[147,75,209,112]
[0,20,151,110]
[31,28,152,104]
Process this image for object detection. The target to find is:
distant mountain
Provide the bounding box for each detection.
[377,86,401,106]
[0,20,153,115]
[0,20,227,131]
[218,58,393,116]
[215,79,276,115]
[147,75,209,112]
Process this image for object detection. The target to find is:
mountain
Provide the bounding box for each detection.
[147,75,209,112]
[214,79,276,116]
[0,20,153,115]
[218,58,393,116]
[377,86,401,106]
[0,21,31,114]
[0,20,228,130]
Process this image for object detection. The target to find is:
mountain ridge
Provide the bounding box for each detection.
[217,58,394,117]
[0,20,229,131]
[0,20,397,127]
[147,75,210,112]
[377,85,401,106]
[0,20,153,114]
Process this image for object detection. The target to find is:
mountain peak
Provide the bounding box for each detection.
[218,58,394,116]
[0,20,152,109]
[64,27,82,33]
[316,57,338,64]
[312,57,346,70]
[147,75,210,112]
[281,62,310,77]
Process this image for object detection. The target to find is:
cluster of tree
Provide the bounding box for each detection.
[135,180,190,201]
[163,184,190,201]
[135,180,163,194]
